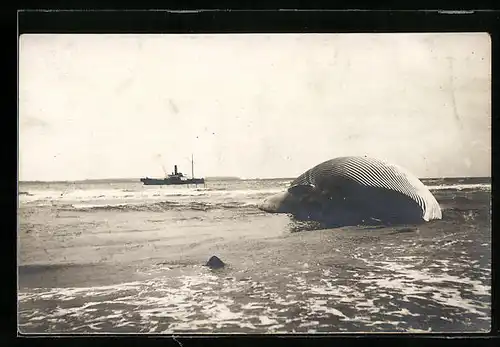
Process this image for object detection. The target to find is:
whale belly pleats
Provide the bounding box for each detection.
[291,156,442,222]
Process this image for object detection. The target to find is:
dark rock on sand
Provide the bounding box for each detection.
[206,255,225,269]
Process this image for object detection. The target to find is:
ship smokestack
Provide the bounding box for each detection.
[174,165,178,175]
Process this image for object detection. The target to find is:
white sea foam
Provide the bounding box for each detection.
[18,259,490,334]
[18,186,286,209]
[426,183,490,191]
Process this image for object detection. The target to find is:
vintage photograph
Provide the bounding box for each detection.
[18,33,491,333]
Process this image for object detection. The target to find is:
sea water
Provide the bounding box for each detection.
[17,177,491,333]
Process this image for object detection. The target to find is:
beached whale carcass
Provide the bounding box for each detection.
[258,156,442,226]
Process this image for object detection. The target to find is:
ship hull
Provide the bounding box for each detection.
[140,178,205,186]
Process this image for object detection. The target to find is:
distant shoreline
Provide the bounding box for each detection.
[18,177,288,184]
[18,176,492,185]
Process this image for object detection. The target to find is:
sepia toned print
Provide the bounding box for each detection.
[18,33,491,333]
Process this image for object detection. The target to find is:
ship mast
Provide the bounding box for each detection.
[191,154,194,179]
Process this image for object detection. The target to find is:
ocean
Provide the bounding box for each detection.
[17,177,491,334]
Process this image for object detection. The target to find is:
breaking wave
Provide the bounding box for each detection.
[427,184,490,192]
[69,200,260,212]
[18,187,283,203]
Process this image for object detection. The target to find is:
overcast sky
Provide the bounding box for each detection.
[19,33,490,181]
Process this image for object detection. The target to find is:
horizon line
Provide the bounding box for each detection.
[18,175,492,184]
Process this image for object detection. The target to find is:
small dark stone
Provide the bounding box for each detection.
[206,255,225,269]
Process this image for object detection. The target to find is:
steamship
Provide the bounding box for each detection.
[140,155,205,186]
